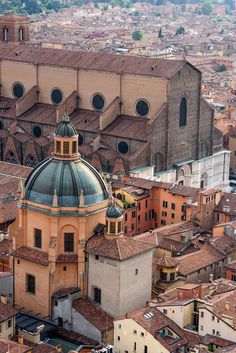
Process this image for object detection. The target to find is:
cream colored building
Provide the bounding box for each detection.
[0,296,17,340]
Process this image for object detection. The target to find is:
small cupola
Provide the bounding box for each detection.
[54,114,79,160]
[105,199,123,238]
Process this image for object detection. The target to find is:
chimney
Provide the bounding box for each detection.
[56,345,62,353]
[18,334,24,345]
[1,294,7,304]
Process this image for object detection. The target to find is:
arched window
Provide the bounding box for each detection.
[3,27,8,41]
[25,154,37,167]
[19,28,24,41]
[179,97,187,127]
[5,151,16,164]
[200,172,208,189]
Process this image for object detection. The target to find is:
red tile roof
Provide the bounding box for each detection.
[0,43,185,79]
[0,301,17,323]
[177,243,225,276]
[56,254,78,263]
[73,297,114,332]
[86,234,153,260]
[118,307,188,351]
[0,338,30,353]
[53,286,80,298]
[13,246,49,266]
[156,256,179,268]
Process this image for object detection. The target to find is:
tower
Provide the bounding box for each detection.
[11,115,109,317]
[0,13,29,43]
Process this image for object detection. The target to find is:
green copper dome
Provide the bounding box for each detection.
[55,115,77,137]
[106,203,122,218]
[24,157,109,207]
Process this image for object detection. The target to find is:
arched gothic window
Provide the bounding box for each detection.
[179,97,187,127]
[25,154,37,167]
[5,151,16,164]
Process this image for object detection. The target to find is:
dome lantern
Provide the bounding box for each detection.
[54,114,79,160]
[105,199,123,238]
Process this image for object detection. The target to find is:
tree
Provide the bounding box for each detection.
[158,27,163,38]
[201,0,213,15]
[132,30,143,41]
[216,64,227,72]
[175,26,185,35]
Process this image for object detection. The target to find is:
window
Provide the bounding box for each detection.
[12,82,24,99]
[171,213,175,219]
[63,266,67,271]
[3,27,9,41]
[212,329,215,335]
[118,222,122,233]
[179,97,187,127]
[26,274,35,294]
[163,201,168,208]
[64,233,74,252]
[216,331,220,336]
[51,88,63,104]
[125,214,128,221]
[63,142,69,154]
[138,215,141,223]
[34,229,42,248]
[8,320,12,328]
[171,203,175,210]
[141,332,144,337]
[117,336,120,341]
[131,223,135,230]
[170,272,175,281]
[135,269,138,275]
[118,141,129,154]
[144,345,148,353]
[161,220,166,225]
[72,141,77,154]
[132,211,136,218]
[95,254,99,260]
[78,133,84,146]
[133,330,137,335]
[56,141,61,153]
[110,222,116,234]
[92,93,105,111]
[162,211,167,217]
[212,315,215,321]
[136,99,150,117]
[124,226,127,234]
[33,125,42,138]
[94,287,101,304]
[118,324,121,329]
[138,203,141,211]
[19,28,24,41]
[201,325,204,331]
[163,309,167,314]
[161,271,167,281]
[134,342,137,352]
[145,200,148,208]
[17,260,20,265]
[55,300,58,306]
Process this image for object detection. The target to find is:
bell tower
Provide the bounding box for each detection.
[0,13,29,43]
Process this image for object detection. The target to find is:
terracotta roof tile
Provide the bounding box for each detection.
[13,246,49,266]
[0,301,17,323]
[53,286,80,298]
[0,338,30,353]
[120,307,188,351]
[214,193,236,216]
[56,254,78,263]
[0,43,185,79]
[73,297,113,332]
[86,234,153,260]
[156,256,179,268]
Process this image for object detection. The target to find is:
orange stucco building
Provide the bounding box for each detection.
[10,116,109,317]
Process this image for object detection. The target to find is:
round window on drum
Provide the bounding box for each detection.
[12,82,24,99]
[135,99,150,117]
[91,93,105,111]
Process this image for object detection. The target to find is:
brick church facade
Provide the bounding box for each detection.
[0,13,230,190]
